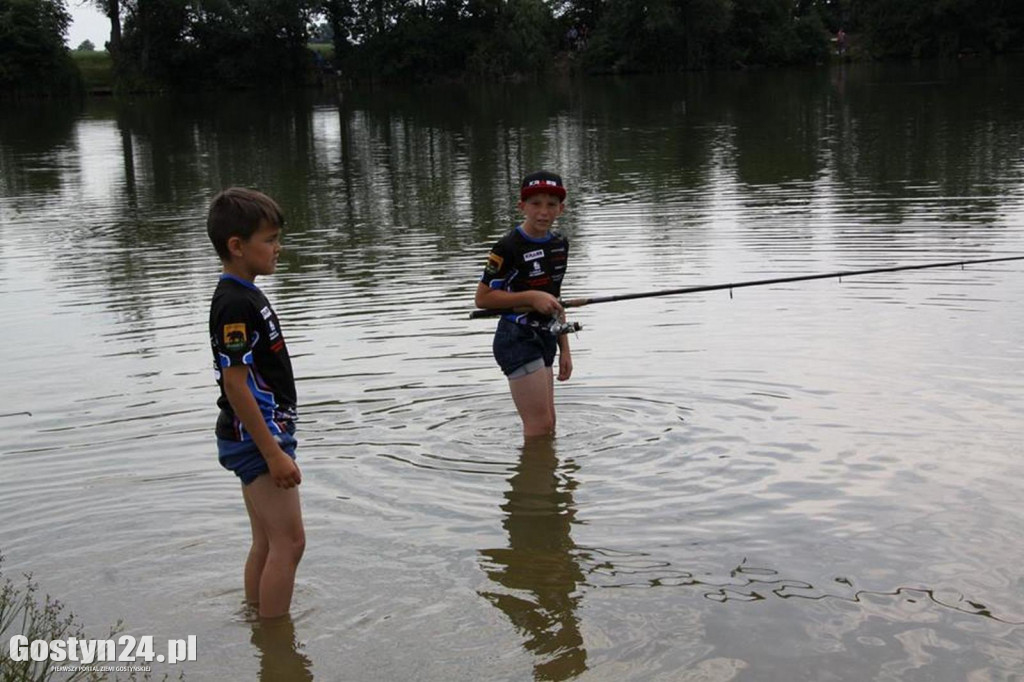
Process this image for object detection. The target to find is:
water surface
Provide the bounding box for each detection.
[2,61,1024,681]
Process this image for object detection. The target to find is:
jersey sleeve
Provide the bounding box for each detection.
[480,237,513,289]
[212,298,258,368]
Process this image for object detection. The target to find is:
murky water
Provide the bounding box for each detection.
[2,61,1024,681]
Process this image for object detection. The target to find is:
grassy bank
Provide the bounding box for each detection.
[68,47,340,95]
[71,50,114,93]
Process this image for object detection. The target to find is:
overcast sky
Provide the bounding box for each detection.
[67,1,110,48]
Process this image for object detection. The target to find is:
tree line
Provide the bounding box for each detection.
[2,0,1023,95]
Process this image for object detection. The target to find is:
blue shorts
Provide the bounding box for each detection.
[218,432,297,485]
[493,317,557,377]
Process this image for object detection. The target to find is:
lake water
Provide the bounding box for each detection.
[2,60,1024,681]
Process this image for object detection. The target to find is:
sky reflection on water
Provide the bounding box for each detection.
[2,61,1024,680]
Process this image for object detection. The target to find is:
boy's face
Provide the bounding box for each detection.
[518,193,564,232]
[229,220,282,277]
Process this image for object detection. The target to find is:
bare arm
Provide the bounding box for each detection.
[222,365,301,488]
[557,333,573,381]
[475,282,564,317]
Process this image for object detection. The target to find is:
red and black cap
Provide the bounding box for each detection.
[520,171,566,202]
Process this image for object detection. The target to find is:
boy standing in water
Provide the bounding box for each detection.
[207,188,305,619]
[475,171,574,437]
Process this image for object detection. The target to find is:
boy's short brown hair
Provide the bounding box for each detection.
[207,188,284,261]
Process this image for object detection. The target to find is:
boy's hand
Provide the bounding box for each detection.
[267,450,302,488]
[529,291,563,316]
[558,352,573,382]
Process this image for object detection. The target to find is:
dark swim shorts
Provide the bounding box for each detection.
[493,317,557,377]
[218,431,297,485]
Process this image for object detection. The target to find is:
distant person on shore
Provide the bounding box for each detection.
[475,171,574,438]
[207,188,305,620]
[837,28,847,55]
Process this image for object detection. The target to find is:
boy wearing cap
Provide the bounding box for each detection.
[475,171,573,438]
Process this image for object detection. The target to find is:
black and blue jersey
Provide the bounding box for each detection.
[480,225,569,326]
[209,275,297,442]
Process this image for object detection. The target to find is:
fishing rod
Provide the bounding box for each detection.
[468,255,1024,319]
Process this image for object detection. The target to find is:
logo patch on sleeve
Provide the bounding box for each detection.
[223,323,247,352]
[485,252,504,274]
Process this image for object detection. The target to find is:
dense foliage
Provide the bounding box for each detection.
[0,0,80,94]
[108,0,1024,86]
[855,0,1024,57]
[2,0,1023,93]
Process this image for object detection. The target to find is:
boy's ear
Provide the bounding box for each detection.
[226,235,245,259]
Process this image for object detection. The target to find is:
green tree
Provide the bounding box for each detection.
[0,0,81,94]
[323,0,356,65]
[114,0,320,88]
[467,0,557,79]
[730,0,827,65]
[584,0,731,72]
[118,0,193,85]
[858,0,1023,57]
[91,0,121,52]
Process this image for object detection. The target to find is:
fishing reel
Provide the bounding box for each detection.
[544,318,583,336]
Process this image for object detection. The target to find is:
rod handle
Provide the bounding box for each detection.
[468,308,505,319]
[469,297,590,319]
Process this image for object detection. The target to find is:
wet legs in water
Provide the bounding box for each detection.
[242,476,305,619]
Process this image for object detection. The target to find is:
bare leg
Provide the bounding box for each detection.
[242,485,270,608]
[546,366,556,431]
[509,367,556,438]
[242,475,305,619]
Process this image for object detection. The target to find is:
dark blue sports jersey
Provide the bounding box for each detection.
[480,225,569,326]
[209,275,297,441]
